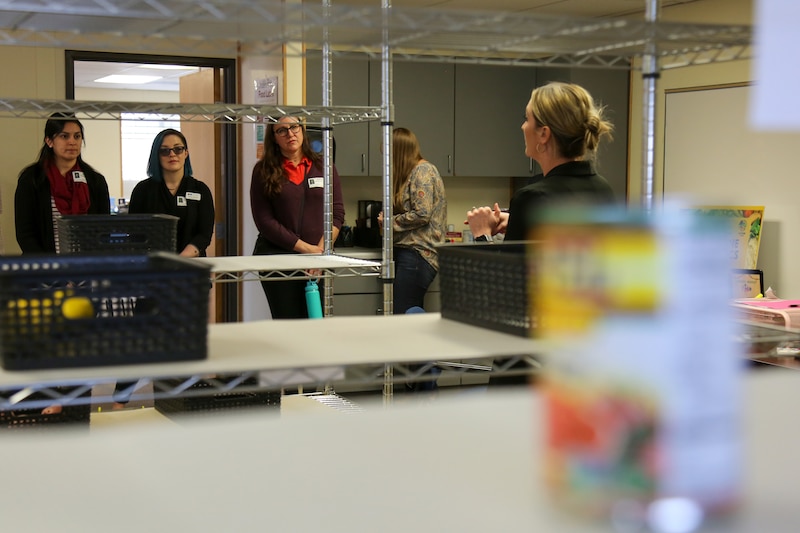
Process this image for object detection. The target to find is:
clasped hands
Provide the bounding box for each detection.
[466,202,507,238]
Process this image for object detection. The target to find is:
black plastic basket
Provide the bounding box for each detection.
[56,214,178,255]
[438,242,532,337]
[0,388,92,431]
[0,253,211,370]
[154,375,281,418]
[0,405,91,431]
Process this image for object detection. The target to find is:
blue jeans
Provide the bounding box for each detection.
[393,247,438,315]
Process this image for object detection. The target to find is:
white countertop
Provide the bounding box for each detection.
[0,371,798,532]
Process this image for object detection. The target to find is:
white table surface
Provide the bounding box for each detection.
[0,370,798,532]
[0,313,541,387]
[195,253,380,273]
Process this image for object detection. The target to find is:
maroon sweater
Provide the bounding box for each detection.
[250,159,345,251]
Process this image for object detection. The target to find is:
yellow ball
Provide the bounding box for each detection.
[61,297,95,320]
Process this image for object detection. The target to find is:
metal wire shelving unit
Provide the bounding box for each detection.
[0,0,753,409]
[0,314,543,410]
[0,1,750,69]
[0,99,381,124]
[195,254,380,284]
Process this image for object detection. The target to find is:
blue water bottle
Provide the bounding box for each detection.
[305,280,323,319]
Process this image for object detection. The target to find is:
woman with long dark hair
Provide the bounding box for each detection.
[378,127,447,314]
[14,113,110,253]
[250,117,345,318]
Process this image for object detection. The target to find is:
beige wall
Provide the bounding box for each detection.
[628,0,754,205]
[623,0,800,296]
[0,47,64,254]
[627,0,800,299]
[628,0,800,298]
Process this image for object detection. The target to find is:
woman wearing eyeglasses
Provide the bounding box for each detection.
[114,129,214,409]
[128,128,215,258]
[250,116,345,319]
[14,112,111,254]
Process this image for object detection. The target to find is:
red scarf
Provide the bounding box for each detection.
[47,161,91,215]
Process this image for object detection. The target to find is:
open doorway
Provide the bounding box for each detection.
[65,51,239,322]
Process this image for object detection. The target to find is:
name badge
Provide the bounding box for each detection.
[72,171,87,184]
[176,196,187,206]
[186,191,201,201]
[308,177,324,189]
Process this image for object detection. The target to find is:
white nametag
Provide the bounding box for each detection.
[72,171,87,184]
[186,191,201,201]
[308,177,324,189]
[176,196,187,206]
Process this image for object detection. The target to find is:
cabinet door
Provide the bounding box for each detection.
[568,68,630,200]
[332,294,383,316]
[454,64,538,177]
[307,54,371,176]
[370,60,455,176]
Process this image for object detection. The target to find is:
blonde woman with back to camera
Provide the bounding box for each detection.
[467,81,617,387]
[467,81,616,242]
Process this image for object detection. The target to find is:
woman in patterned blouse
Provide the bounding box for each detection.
[378,127,447,314]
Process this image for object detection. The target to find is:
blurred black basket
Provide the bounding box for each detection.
[0,253,211,370]
[154,375,281,418]
[0,405,91,431]
[0,389,92,431]
[56,214,178,255]
[438,242,532,337]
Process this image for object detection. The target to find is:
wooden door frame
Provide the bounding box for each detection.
[65,50,239,322]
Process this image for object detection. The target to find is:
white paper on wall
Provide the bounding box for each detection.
[751,0,800,130]
[254,77,278,105]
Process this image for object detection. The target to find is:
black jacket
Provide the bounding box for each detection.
[14,161,110,253]
[504,160,616,241]
[128,176,215,256]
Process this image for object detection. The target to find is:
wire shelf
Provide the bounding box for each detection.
[0,1,752,68]
[0,98,381,124]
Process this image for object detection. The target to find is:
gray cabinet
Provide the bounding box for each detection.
[307,59,628,187]
[308,57,456,178]
[333,274,440,316]
[567,68,631,199]
[369,60,455,176]
[370,62,540,178]
[453,64,539,177]
[306,54,372,176]
[309,57,534,178]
